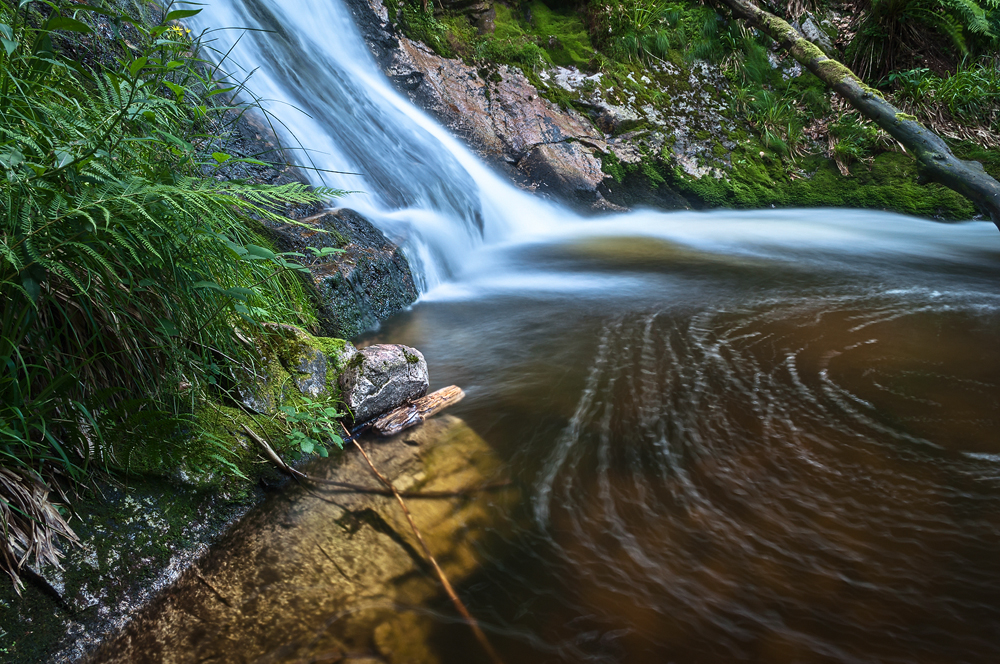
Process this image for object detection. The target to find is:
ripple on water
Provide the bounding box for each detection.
[521,289,1000,664]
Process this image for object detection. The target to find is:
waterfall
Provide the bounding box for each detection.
[189,0,997,296]
[188,0,563,289]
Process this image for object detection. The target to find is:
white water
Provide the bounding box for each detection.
[189,0,564,289]
[189,0,996,300]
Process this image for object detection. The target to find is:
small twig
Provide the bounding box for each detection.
[195,571,234,609]
[342,423,506,664]
[242,424,305,479]
[304,476,513,499]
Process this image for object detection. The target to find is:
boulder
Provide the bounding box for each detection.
[236,324,359,414]
[340,344,429,422]
[265,208,419,339]
[518,141,607,205]
[799,15,835,56]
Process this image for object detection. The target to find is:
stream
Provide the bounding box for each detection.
[174,1,1000,662]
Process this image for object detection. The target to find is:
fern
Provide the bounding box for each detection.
[0,0,346,587]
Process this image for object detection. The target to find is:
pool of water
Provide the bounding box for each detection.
[356,212,1000,664]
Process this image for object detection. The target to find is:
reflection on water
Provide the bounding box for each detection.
[360,223,1000,664]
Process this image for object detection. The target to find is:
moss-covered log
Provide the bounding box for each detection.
[716,0,1000,231]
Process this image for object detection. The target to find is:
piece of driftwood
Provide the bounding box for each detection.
[372,385,466,436]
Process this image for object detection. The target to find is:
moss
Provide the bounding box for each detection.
[668,149,976,219]
[601,148,626,183]
[527,1,595,68]
[952,141,1000,180]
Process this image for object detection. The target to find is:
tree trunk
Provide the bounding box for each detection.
[716,0,1000,232]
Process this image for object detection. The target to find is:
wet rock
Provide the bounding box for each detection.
[88,415,519,664]
[340,344,429,422]
[475,6,496,35]
[342,0,612,209]
[266,208,418,338]
[518,141,607,205]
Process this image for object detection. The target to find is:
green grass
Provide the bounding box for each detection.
[0,0,342,592]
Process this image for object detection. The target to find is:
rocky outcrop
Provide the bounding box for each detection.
[340,344,429,422]
[85,415,518,664]
[242,325,429,425]
[345,0,622,210]
[266,208,419,339]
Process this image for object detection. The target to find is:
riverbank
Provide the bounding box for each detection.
[355,0,999,219]
[0,3,423,660]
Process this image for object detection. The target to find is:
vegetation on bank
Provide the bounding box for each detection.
[0,0,350,595]
[393,0,1000,218]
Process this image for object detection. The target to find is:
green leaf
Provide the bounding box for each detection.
[207,86,236,97]
[223,287,255,300]
[193,280,223,291]
[21,277,39,306]
[211,152,232,164]
[299,438,314,454]
[318,446,329,458]
[0,148,23,169]
[128,56,148,78]
[244,244,276,260]
[157,318,180,337]
[46,16,93,34]
[54,148,73,169]
[164,81,185,101]
[230,157,268,166]
[165,9,203,21]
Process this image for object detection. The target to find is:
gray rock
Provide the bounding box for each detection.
[800,16,835,55]
[475,6,495,35]
[265,209,419,339]
[518,141,607,205]
[340,344,429,422]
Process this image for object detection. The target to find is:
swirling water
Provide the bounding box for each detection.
[188,2,1000,662]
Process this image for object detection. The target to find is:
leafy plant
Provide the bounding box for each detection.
[280,398,345,459]
[0,0,342,590]
[847,0,1000,81]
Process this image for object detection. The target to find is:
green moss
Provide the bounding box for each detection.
[952,141,1000,180]
[669,149,976,219]
[527,1,595,68]
[601,148,626,182]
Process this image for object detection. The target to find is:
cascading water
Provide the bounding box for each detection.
[161,2,1000,663]
[189,0,563,289]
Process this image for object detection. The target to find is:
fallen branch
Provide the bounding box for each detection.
[242,425,306,479]
[300,476,513,498]
[716,0,1000,231]
[244,423,510,499]
[372,385,466,436]
[343,423,506,664]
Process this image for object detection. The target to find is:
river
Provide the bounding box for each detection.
[177,1,1000,662]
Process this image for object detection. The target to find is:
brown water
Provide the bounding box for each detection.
[356,216,1000,664]
[93,208,1000,663]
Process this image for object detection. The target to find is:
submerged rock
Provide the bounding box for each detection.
[266,208,419,339]
[340,344,429,422]
[87,415,518,664]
